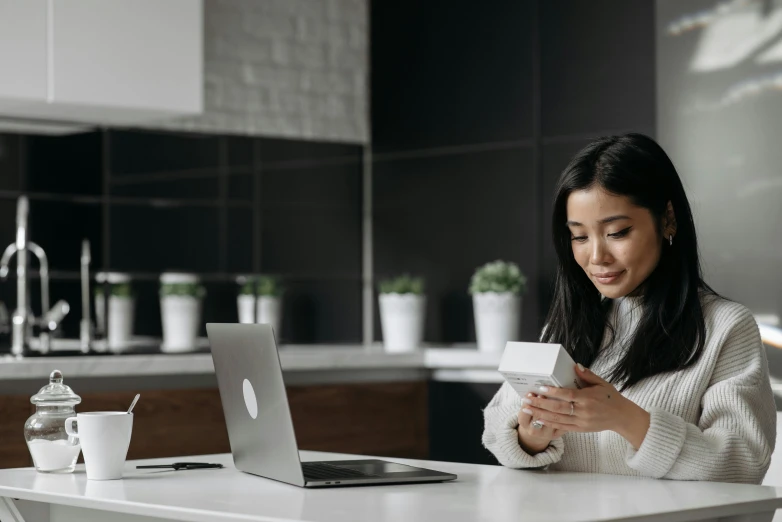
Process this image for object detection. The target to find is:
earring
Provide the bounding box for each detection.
[669,235,673,246]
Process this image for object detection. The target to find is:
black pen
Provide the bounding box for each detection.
[136,462,224,471]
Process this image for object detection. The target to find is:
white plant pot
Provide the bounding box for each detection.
[237,295,255,324]
[95,293,106,336]
[95,295,135,352]
[256,296,282,339]
[473,292,521,353]
[379,293,426,353]
[160,296,202,353]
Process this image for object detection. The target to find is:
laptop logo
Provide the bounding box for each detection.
[242,378,258,419]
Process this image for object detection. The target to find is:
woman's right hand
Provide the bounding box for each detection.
[517,393,566,455]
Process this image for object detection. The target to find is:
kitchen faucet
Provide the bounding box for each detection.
[0,196,69,356]
[80,239,91,353]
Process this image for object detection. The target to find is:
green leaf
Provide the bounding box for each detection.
[468,260,526,295]
[160,283,206,298]
[378,274,425,295]
[237,275,284,297]
[94,283,133,298]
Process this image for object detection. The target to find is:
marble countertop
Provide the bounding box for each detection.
[2,452,782,522]
[0,344,503,381]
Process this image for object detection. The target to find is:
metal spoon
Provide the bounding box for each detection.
[127,393,140,414]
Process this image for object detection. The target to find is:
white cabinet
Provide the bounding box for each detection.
[0,0,47,104]
[0,0,202,126]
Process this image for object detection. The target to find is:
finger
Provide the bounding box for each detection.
[518,393,536,423]
[524,395,572,415]
[576,364,609,385]
[526,415,550,434]
[535,385,579,402]
[524,405,579,428]
[541,419,582,433]
[524,417,557,437]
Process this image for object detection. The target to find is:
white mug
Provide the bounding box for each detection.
[65,412,133,480]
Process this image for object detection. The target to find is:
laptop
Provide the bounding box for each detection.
[206,323,457,488]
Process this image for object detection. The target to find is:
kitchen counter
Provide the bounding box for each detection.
[0,344,503,386]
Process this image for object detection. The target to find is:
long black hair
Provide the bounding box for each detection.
[541,133,716,392]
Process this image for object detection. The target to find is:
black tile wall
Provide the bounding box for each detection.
[111,175,221,201]
[226,207,253,274]
[128,280,163,338]
[0,199,17,251]
[228,174,253,202]
[109,130,220,175]
[540,0,656,137]
[0,134,21,192]
[278,279,362,344]
[0,129,364,350]
[261,163,361,209]
[260,208,361,277]
[201,281,242,335]
[258,138,359,166]
[28,200,104,272]
[371,0,534,152]
[110,204,222,273]
[26,132,102,195]
[227,136,254,168]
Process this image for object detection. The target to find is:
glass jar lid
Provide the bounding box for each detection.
[30,370,82,406]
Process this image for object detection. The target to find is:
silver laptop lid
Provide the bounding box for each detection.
[206,323,306,487]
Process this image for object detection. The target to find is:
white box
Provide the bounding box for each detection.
[498,342,585,399]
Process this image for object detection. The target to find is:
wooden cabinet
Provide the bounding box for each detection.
[0,394,34,469]
[0,0,202,125]
[0,381,428,469]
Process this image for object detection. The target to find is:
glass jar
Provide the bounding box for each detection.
[24,370,82,473]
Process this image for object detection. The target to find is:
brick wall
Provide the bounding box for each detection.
[146,0,368,144]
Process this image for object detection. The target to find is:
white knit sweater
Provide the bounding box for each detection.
[482,294,777,484]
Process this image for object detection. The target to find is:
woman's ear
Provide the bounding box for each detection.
[663,201,677,238]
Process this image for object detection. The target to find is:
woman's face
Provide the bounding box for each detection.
[566,187,666,299]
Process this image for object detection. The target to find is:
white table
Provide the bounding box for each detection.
[1,452,781,522]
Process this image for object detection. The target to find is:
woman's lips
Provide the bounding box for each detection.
[593,271,625,284]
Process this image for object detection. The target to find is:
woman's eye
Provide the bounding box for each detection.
[570,236,588,243]
[608,227,632,238]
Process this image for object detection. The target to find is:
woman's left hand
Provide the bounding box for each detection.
[521,364,634,434]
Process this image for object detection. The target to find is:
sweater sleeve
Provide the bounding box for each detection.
[482,381,565,468]
[624,306,777,484]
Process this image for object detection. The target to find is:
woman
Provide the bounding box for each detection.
[482,133,776,484]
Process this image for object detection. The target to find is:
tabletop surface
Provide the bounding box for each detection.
[1,452,782,522]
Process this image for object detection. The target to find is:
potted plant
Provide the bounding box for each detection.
[236,275,284,339]
[469,260,526,353]
[95,272,134,353]
[159,272,205,353]
[378,274,426,353]
[256,275,283,339]
[236,276,256,324]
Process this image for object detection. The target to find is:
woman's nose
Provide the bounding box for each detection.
[590,239,612,265]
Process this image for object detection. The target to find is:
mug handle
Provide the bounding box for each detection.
[65,417,79,438]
